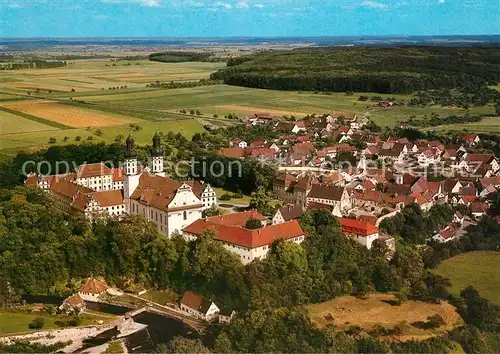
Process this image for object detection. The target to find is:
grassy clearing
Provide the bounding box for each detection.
[139,289,177,305]
[0,310,116,335]
[0,119,205,155]
[308,293,461,341]
[434,251,500,305]
[426,116,500,134]
[214,187,252,205]
[103,341,125,354]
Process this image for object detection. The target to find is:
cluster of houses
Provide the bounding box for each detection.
[26,134,218,238]
[224,112,498,181]
[59,277,235,324]
[271,167,500,243]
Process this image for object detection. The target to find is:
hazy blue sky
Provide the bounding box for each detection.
[1,0,499,37]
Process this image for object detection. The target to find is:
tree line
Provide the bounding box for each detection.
[212,47,500,94]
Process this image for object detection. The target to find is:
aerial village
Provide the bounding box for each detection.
[23,109,499,325]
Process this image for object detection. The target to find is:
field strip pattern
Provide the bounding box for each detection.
[0,100,140,128]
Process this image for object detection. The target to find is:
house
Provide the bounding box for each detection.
[433,225,457,243]
[74,163,114,191]
[458,133,481,146]
[180,291,220,322]
[471,202,489,219]
[292,121,309,134]
[230,138,247,148]
[183,212,306,264]
[338,218,379,249]
[327,111,357,124]
[272,203,303,225]
[59,294,86,314]
[457,153,498,173]
[246,113,278,125]
[218,308,236,324]
[78,278,109,302]
[307,185,353,217]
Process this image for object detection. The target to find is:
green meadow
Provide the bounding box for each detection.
[434,251,500,305]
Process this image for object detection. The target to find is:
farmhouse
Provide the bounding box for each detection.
[433,225,457,243]
[272,203,304,225]
[229,138,247,148]
[180,291,220,322]
[59,294,86,314]
[307,185,353,217]
[78,278,109,302]
[338,218,379,249]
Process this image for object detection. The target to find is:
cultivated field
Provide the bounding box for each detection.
[434,251,500,305]
[0,59,225,94]
[0,119,204,153]
[0,57,498,156]
[1,100,140,127]
[308,293,461,341]
[0,109,60,135]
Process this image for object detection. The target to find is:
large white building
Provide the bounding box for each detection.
[183,211,306,264]
[26,134,217,236]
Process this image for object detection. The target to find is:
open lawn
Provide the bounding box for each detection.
[214,187,252,205]
[140,290,177,305]
[308,293,461,341]
[426,116,500,134]
[434,251,500,305]
[0,310,116,335]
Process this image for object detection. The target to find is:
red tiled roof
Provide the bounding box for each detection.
[64,293,85,306]
[439,227,456,240]
[471,202,489,213]
[206,210,266,227]
[94,190,124,207]
[130,173,202,212]
[183,219,305,249]
[464,153,494,163]
[180,291,213,314]
[219,147,246,158]
[358,214,378,225]
[79,278,108,294]
[76,163,113,178]
[338,217,378,236]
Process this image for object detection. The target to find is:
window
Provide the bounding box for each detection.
[183,211,187,220]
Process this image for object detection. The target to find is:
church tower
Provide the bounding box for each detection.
[123,134,140,200]
[149,133,165,177]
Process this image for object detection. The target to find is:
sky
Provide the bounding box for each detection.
[1,0,499,37]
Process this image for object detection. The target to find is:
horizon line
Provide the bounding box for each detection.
[1,34,500,40]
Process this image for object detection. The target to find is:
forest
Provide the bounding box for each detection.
[149,51,212,63]
[0,187,498,353]
[211,47,500,93]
